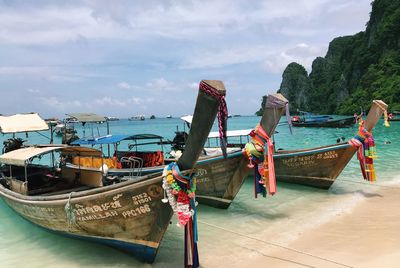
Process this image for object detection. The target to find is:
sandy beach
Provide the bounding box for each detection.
[196,182,400,268]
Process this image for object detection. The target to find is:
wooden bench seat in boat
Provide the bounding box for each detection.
[61,166,103,187]
[115,151,164,167]
[40,185,93,196]
[72,156,118,169]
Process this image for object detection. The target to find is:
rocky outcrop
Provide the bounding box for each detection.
[269,0,400,115]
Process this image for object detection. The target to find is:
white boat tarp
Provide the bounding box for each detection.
[180,115,193,124]
[180,115,252,138]
[208,129,252,138]
[0,113,49,134]
[0,146,102,166]
[66,113,106,123]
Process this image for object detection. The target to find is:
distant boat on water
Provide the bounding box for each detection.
[105,116,119,121]
[166,115,172,119]
[388,111,400,121]
[0,80,226,264]
[129,115,145,121]
[44,118,59,127]
[150,115,156,119]
[291,111,355,128]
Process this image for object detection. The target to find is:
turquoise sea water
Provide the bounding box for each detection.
[0,116,399,267]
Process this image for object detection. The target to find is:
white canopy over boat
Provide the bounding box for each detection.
[0,146,102,166]
[181,115,252,138]
[65,113,106,123]
[0,113,49,134]
[180,115,193,124]
[208,129,252,138]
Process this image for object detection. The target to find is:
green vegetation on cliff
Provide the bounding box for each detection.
[270,0,400,115]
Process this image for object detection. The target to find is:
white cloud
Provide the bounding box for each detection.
[0,66,84,82]
[94,97,128,107]
[0,0,372,116]
[0,0,370,45]
[93,96,155,107]
[39,96,83,109]
[0,66,50,76]
[181,45,270,69]
[117,81,131,89]
[188,82,198,90]
[263,43,326,73]
[146,78,178,91]
[27,88,40,94]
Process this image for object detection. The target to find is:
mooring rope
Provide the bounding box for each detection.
[198,220,353,268]
[239,244,316,268]
[335,178,400,189]
[64,192,76,228]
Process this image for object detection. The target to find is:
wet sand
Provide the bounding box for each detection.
[197,184,400,268]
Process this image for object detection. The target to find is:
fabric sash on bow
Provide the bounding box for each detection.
[199,81,228,158]
[243,124,276,197]
[163,163,199,268]
[348,120,377,182]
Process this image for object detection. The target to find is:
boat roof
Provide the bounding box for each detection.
[71,134,164,145]
[208,129,252,138]
[181,115,193,124]
[0,113,49,134]
[0,145,102,166]
[181,116,273,138]
[65,113,107,123]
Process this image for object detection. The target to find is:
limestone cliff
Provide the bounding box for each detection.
[268,0,400,115]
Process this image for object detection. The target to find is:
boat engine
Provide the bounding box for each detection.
[3,138,26,153]
[62,128,80,145]
[171,131,188,151]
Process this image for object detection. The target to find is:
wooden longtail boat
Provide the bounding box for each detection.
[68,94,287,209]
[185,100,387,208]
[291,116,356,128]
[194,94,289,208]
[274,100,387,189]
[0,80,226,263]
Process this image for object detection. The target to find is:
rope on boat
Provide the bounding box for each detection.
[199,80,228,158]
[243,124,276,197]
[162,163,199,268]
[198,220,353,268]
[64,192,76,228]
[336,178,400,189]
[239,244,316,268]
[349,119,378,182]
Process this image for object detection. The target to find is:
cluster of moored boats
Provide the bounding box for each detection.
[0,80,390,267]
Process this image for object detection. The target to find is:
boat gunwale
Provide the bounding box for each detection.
[0,170,166,204]
[274,142,353,158]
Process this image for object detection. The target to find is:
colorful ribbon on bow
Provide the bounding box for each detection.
[348,119,377,181]
[162,163,199,268]
[199,81,228,158]
[243,124,276,197]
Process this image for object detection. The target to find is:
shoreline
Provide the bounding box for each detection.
[268,184,400,268]
[196,182,400,268]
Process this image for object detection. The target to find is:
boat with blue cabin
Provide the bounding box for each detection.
[0,80,226,264]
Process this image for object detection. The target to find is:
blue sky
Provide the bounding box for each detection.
[0,0,372,118]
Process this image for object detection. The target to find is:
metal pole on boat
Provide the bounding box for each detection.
[50,123,54,144]
[106,120,110,157]
[51,151,55,168]
[24,162,27,183]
